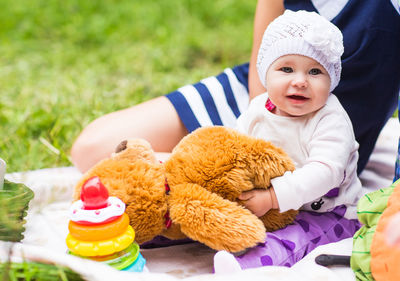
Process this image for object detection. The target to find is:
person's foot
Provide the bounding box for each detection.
[213,251,242,274]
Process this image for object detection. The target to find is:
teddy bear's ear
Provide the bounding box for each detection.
[112,139,158,164]
[115,140,128,153]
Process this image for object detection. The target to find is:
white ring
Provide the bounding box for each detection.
[69,196,126,223]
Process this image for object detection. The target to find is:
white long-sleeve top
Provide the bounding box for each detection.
[236,92,363,219]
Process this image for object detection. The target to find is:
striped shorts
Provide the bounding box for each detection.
[166,63,250,132]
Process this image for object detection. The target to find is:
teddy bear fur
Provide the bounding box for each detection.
[73,126,298,253]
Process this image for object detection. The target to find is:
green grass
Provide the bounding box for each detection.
[0,0,255,172]
[0,260,85,281]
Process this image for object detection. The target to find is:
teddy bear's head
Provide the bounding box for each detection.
[73,139,172,244]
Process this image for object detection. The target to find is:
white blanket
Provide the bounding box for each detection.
[2,118,399,281]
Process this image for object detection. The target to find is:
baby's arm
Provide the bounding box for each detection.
[273,112,358,213]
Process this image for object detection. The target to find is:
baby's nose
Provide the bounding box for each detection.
[291,73,308,88]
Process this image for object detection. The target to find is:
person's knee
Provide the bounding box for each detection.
[70,135,104,172]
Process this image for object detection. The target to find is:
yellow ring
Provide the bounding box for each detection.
[66,225,135,256]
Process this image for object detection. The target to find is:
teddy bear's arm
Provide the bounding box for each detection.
[168,182,266,253]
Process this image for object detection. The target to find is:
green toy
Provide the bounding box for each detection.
[350,181,397,280]
[0,158,34,242]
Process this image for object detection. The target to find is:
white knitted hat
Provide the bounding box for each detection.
[257,10,344,92]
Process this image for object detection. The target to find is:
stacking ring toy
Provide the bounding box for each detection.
[66,225,135,256]
[69,213,129,241]
[69,196,125,224]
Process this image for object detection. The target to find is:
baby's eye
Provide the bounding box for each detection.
[309,68,322,75]
[280,67,293,73]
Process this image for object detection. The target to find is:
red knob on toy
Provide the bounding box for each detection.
[81,176,109,210]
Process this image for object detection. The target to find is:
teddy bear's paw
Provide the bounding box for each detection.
[214,251,242,274]
[260,209,298,231]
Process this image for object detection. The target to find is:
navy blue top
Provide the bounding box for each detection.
[286,0,400,174]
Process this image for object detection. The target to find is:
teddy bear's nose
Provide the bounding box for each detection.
[115,140,128,153]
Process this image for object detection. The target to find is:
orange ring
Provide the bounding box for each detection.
[69,213,129,241]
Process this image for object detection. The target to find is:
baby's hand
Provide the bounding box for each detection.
[239,188,279,217]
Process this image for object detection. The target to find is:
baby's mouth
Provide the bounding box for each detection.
[287,94,308,100]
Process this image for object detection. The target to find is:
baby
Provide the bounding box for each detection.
[215,10,363,271]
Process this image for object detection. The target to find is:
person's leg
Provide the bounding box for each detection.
[234,206,360,269]
[71,63,250,173]
[71,96,188,172]
[395,140,400,182]
[394,95,400,182]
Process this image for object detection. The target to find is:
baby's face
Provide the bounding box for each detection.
[265,55,331,117]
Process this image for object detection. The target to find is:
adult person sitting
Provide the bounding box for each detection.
[71,0,400,175]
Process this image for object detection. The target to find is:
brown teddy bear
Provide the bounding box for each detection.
[73,126,298,253]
